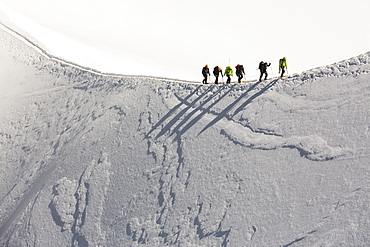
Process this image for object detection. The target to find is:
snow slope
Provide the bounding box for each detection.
[0,3,176,80]
[1,24,370,246]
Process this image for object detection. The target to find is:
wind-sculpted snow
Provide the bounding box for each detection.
[221,127,351,161]
[49,153,111,246]
[1,26,370,246]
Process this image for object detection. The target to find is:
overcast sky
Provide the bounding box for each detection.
[1,0,370,81]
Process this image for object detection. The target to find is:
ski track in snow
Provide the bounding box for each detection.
[1,22,370,246]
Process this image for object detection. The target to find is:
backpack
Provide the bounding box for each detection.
[213,66,219,76]
[236,65,244,75]
[279,59,286,68]
[258,62,264,70]
[202,66,209,75]
[225,66,233,76]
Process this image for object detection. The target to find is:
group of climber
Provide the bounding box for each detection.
[202,57,288,84]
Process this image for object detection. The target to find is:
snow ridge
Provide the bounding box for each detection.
[0,23,195,84]
[276,52,370,90]
[2,21,369,87]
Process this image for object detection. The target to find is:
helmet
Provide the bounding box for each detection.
[218,67,222,71]
[205,64,208,68]
[283,57,286,60]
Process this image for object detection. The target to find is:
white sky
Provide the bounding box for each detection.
[1,0,370,81]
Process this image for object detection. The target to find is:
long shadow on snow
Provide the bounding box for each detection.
[148,79,278,143]
[169,84,230,138]
[232,79,278,117]
[171,84,235,143]
[198,79,278,136]
[153,85,216,140]
[145,85,202,138]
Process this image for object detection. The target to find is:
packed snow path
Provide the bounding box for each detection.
[1,25,370,246]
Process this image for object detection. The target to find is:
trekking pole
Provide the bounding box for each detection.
[270,67,274,79]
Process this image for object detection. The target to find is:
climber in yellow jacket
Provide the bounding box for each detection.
[279,57,288,77]
[225,66,233,84]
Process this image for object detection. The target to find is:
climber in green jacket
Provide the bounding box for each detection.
[225,66,233,84]
[279,57,288,77]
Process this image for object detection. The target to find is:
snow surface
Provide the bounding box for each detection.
[1,22,370,246]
